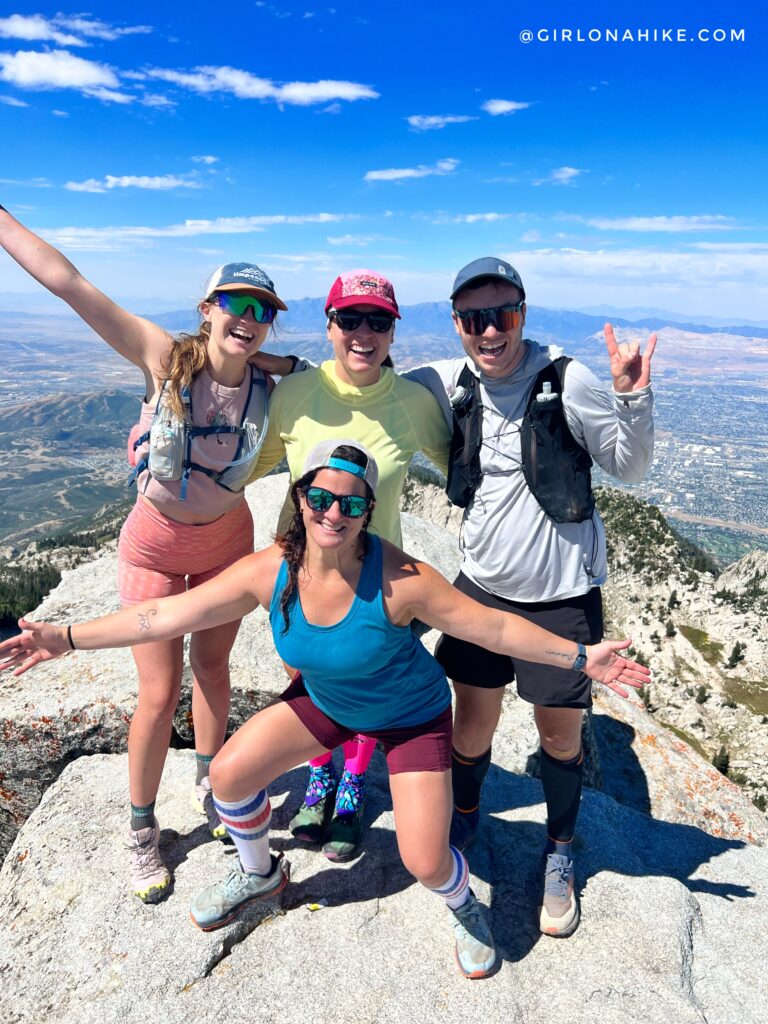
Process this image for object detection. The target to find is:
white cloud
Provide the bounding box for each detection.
[0,175,50,187]
[65,174,202,193]
[431,212,510,224]
[38,212,359,250]
[326,234,395,246]
[584,215,734,232]
[53,16,153,42]
[144,65,378,106]
[191,155,218,165]
[406,114,477,132]
[0,49,133,102]
[365,158,459,182]
[690,242,768,251]
[0,93,26,106]
[52,108,69,117]
[534,166,584,186]
[141,93,175,108]
[0,14,84,47]
[481,99,531,116]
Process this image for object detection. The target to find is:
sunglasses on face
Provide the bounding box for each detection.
[304,486,372,519]
[453,301,524,336]
[214,292,277,324]
[329,310,395,333]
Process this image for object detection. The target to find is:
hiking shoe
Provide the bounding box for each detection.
[289,787,337,844]
[451,891,497,979]
[539,852,580,937]
[322,801,366,861]
[190,853,290,931]
[127,823,171,904]
[449,808,480,852]
[191,780,229,841]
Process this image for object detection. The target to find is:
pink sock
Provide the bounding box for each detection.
[308,750,333,770]
[343,735,376,775]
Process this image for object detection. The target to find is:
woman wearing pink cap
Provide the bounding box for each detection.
[0,204,286,904]
[251,269,451,860]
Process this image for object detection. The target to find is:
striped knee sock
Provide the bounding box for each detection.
[430,845,470,910]
[213,789,272,875]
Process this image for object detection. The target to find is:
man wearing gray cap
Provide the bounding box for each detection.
[406,256,656,938]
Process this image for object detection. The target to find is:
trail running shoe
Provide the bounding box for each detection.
[289,784,338,845]
[127,823,171,904]
[449,808,480,852]
[539,852,580,937]
[190,853,290,931]
[322,800,366,861]
[191,780,229,841]
[451,891,497,979]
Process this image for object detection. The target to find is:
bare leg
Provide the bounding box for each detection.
[189,617,243,754]
[389,770,453,887]
[452,682,505,757]
[128,637,184,807]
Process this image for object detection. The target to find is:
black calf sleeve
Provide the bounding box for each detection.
[539,747,584,842]
[451,746,492,813]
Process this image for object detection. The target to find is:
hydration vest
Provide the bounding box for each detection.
[445,355,595,523]
[127,365,269,501]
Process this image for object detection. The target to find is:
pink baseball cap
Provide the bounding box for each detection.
[324,269,401,318]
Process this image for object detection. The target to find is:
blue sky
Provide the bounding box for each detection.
[1,1,765,318]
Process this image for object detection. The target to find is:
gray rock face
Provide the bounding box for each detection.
[0,476,458,861]
[1,744,766,1024]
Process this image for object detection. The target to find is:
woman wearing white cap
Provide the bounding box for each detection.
[250,270,451,861]
[0,204,286,904]
[0,440,649,979]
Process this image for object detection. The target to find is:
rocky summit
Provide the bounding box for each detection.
[1,474,767,1023]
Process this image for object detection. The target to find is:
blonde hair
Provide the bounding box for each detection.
[160,319,211,421]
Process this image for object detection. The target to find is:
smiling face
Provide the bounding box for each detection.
[300,467,372,552]
[452,280,527,379]
[200,290,272,363]
[327,304,395,387]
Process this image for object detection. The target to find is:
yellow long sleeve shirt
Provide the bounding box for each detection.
[249,360,451,544]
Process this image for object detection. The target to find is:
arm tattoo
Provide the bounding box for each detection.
[137,609,157,632]
[545,647,573,664]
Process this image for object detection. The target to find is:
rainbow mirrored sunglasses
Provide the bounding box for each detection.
[453,301,524,336]
[304,486,372,519]
[214,292,277,324]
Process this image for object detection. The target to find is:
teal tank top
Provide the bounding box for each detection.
[269,536,451,731]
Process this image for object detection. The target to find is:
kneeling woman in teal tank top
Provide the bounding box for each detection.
[0,442,649,979]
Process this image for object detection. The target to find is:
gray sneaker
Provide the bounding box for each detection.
[127,823,171,904]
[539,853,579,937]
[451,891,496,978]
[190,853,290,931]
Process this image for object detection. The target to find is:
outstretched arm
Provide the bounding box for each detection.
[387,553,649,698]
[0,204,171,386]
[0,552,266,676]
[604,322,656,393]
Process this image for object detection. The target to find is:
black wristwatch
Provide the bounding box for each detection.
[572,643,588,672]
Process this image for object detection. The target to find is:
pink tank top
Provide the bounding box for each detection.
[135,370,252,517]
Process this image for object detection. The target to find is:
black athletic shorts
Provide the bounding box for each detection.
[434,573,604,709]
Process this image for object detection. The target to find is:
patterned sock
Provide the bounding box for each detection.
[540,746,584,854]
[213,789,272,875]
[195,753,215,786]
[342,735,377,775]
[451,745,492,814]
[430,845,470,910]
[130,800,156,832]
[335,769,366,815]
[305,763,338,807]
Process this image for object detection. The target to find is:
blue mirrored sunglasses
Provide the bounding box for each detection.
[304,486,371,519]
[215,292,277,324]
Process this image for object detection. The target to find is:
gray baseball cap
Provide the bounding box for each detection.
[303,439,379,493]
[450,257,525,300]
[204,262,288,310]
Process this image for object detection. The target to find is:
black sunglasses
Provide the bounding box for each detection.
[304,486,372,519]
[453,301,524,336]
[329,310,395,333]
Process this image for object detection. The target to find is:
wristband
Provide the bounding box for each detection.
[67,625,76,651]
[572,642,587,672]
[286,355,299,374]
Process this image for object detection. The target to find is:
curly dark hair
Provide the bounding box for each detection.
[275,444,375,635]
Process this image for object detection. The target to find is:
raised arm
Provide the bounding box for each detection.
[0,549,276,677]
[0,204,171,389]
[384,548,649,697]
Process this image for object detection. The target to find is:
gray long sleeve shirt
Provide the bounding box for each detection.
[404,341,654,602]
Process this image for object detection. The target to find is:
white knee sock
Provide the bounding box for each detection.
[429,845,470,910]
[213,789,272,875]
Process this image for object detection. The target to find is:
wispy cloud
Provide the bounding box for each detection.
[0,93,26,106]
[0,176,51,187]
[431,212,510,224]
[584,215,734,232]
[326,234,396,246]
[65,174,203,193]
[406,114,477,132]
[37,213,359,250]
[0,13,151,47]
[364,158,459,182]
[481,99,531,116]
[191,155,218,165]
[534,166,585,186]
[141,93,175,109]
[144,65,379,106]
[0,49,134,103]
